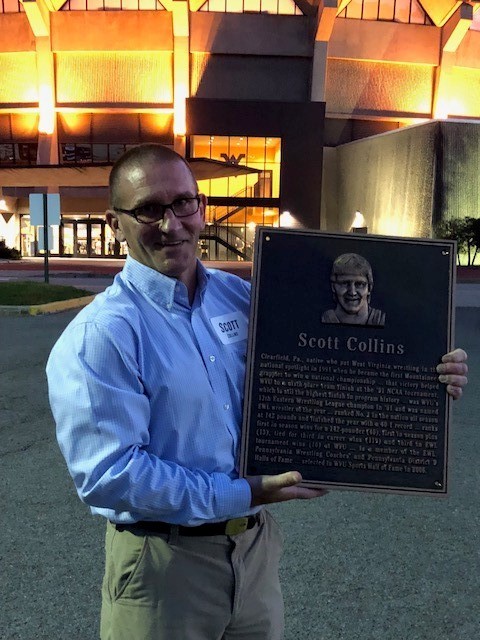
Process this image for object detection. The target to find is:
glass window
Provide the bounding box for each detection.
[191,135,281,199]
[244,0,260,12]
[108,144,127,162]
[410,0,428,24]
[361,0,378,20]
[92,144,109,163]
[208,0,226,10]
[0,144,14,164]
[261,0,277,14]
[378,0,394,22]
[140,0,157,9]
[87,0,104,9]
[75,144,93,163]
[201,206,279,261]
[3,0,21,11]
[226,0,243,12]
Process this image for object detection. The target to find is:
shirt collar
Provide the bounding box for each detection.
[121,255,210,310]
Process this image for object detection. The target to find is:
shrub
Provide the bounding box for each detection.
[0,239,21,260]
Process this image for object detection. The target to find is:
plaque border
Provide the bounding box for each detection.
[240,228,456,497]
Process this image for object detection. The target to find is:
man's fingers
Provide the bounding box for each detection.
[247,472,328,505]
[437,349,468,400]
[262,471,302,491]
[446,384,464,400]
[441,348,468,364]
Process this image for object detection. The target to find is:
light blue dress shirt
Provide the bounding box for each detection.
[46,256,254,525]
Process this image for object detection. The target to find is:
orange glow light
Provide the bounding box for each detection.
[174,85,187,137]
[38,85,55,135]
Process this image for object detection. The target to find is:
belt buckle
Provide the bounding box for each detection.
[225,517,249,536]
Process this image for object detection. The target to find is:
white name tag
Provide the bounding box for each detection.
[210,312,248,345]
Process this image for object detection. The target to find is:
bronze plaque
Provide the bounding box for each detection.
[240,229,456,496]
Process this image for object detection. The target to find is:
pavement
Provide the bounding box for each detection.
[1,308,479,640]
[1,258,480,640]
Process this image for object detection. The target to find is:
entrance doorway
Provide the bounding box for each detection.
[61,220,107,257]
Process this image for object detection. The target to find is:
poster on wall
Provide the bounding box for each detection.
[240,228,456,496]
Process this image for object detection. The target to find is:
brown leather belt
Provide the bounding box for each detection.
[114,513,261,537]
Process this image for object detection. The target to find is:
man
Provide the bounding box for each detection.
[46,144,468,640]
[321,253,385,326]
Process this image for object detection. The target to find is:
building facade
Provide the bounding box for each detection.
[0,0,479,259]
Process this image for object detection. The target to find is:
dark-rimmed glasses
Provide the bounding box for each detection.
[113,196,201,224]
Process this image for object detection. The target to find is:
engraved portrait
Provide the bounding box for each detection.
[321,253,386,327]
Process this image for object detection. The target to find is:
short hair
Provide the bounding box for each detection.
[108,143,196,207]
[330,253,373,288]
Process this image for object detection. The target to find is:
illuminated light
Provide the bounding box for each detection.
[173,83,187,137]
[56,52,173,104]
[279,210,296,228]
[38,85,55,135]
[0,199,8,211]
[264,209,275,216]
[434,92,467,119]
[351,210,367,234]
[247,222,257,231]
[351,210,366,228]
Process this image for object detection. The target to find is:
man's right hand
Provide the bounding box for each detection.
[246,471,328,506]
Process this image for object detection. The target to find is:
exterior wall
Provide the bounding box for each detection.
[191,55,311,101]
[332,122,437,237]
[187,98,325,229]
[0,14,35,52]
[326,59,435,118]
[50,11,173,51]
[0,52,38,104]
[190,13,314,56]
[55,52,174,105]
[436,121,480,225]
[320,146,337,231]
[451,28,480,69]
[329,19,440,65]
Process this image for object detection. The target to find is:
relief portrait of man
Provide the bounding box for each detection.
[321,253,386,327]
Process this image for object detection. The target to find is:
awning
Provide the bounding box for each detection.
[0,158,260,191]
[188,157,261,180]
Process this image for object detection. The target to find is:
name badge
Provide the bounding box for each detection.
[210,312,248,345]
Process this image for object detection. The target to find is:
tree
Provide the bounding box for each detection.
[434,217,480,266]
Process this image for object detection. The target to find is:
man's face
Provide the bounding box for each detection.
[332,273,370,316]
[106,157,205,285]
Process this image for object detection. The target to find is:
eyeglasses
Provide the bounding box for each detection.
[113,196,201,225]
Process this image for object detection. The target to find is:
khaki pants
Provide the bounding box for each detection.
[100,511,284,640]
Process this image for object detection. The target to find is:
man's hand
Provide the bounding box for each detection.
[246,471,328,507]
[437,348,468,400]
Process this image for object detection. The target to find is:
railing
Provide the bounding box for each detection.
[201,224,253,261]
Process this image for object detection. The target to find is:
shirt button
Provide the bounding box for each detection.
[224,403,230,410]
[209,355,216,362]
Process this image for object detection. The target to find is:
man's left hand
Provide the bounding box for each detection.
[437,348,468,400]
